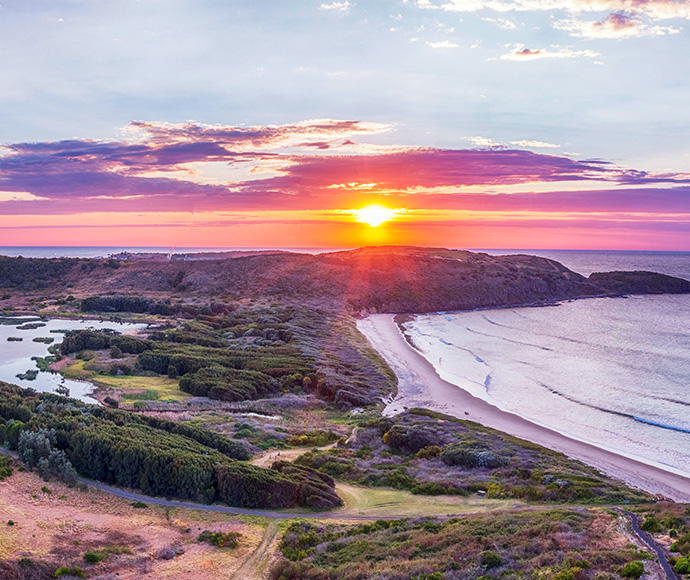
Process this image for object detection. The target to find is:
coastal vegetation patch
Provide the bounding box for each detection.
[0,382,342,509]
[294,410,650,504]
[271,510,650,580]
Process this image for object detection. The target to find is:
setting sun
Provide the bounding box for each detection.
[354,204,397,227]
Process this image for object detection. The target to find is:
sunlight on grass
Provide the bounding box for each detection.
[335,483,523,518]
[94,375,190,401]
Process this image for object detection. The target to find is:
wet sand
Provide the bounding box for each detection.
[357,313,690,502]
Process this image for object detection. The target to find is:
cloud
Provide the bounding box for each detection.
[426,40,460,48]
[0,119,688,219]
[498,46,600,60]
[127,119,391,150]
[482,17,517,29]
[469,136,507,148]
[511,140,560,148]
[418,0,688,43]
[416,0,690,20]
[319,1,353,12]
[555,12,681,38]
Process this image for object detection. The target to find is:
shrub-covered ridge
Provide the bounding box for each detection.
[0,381,341,509]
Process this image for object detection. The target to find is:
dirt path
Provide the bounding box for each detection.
[250,436,346,469]
[233,521,279,580]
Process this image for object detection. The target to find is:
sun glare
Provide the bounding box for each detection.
[354,204,397,227]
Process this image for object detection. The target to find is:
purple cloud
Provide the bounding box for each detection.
[1,120,689,218]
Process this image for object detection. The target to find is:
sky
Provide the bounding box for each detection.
[1,0,689,250]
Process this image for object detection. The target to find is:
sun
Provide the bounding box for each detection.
[354,204,397,227]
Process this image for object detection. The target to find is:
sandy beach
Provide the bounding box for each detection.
[357,313,690,503]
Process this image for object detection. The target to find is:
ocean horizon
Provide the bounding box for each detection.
[2,246,690,277]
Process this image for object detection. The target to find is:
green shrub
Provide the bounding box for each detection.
[131,501,148,508]
[674,556,690,575]
[198,530,241,548]
[83,550,107,563]
[621,561,644,578]
[54,565,86,578]
[640,516,661,533]
[415,445,442,460]
[0,456,12,480]
[671,532,690,555]
[480,550,505,569]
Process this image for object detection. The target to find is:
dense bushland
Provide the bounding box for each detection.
[0,382,341,509]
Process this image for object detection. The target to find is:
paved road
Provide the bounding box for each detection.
[620,509,679,580]
[1,446,388,520]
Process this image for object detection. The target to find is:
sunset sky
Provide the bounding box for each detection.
[1,1,689,250]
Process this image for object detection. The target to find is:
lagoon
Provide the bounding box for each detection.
[0,317,146,403]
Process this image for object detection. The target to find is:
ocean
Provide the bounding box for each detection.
[0,246,341,258]
[403,250,690,477]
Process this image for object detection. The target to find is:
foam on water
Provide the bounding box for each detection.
[406,293,690,476]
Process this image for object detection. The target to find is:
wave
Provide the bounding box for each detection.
[465,327,553,351]
[541,383,690,435]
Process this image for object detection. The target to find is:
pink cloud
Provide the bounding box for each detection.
[498,46,600,60]
[555,12,680,38]
[1,120,689,221]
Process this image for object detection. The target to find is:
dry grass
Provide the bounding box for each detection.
[0,469,265,579]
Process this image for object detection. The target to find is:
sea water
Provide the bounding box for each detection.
[405,251,690,476]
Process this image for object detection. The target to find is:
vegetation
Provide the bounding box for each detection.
[294,410,650,503]
[286,430,341,447]
[54,565,86,578]
[198,530,242,548]
[272,510,650,580]
[620,561,645,578]
[57,304,393,406]
[0,381,341,509]
[674,556,690,575]
[0,455,12,480]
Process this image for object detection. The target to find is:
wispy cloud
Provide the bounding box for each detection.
[319,1,353,12]
[555,13,681,38]
[470,136,507,148]
[497,46,600,60]
[482,17,517,29]
[417,0,690,20]
[511,140,560,148]
[426,39,460,48]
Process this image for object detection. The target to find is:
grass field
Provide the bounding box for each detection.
[61,360,190,402]
[334,483,523,518]
[93,374,190,402]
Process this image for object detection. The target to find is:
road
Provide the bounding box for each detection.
[620,509,679,580]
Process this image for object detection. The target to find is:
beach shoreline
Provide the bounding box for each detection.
[357,313,690,503]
